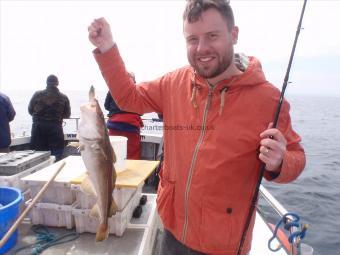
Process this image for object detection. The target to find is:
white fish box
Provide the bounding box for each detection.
[0,157,55,191]
[29,202,76,229]
[72,188,141,236]
[21,156,87,205]
[109,136,127,172]
[27,182,75,205]
[71,183,143,211]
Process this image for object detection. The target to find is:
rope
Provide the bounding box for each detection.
[268,212,308,252]
[12,225,79,255]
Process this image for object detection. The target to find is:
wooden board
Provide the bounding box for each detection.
[71,159,159,188]
[115,160,159,188]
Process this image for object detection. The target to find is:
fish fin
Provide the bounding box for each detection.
[90,143,107,159]
[80,175,96,196]
[92,144,110,161]
[67,142,80,148]
[90,143,101,150]
[100,148,109,160]
[112,149,117,163]
[95,222,109,242]
[78,144,85,152]
[109,200,118,217]
[90,203,101,218]
[89,85,95,101]
[67,141,84,153]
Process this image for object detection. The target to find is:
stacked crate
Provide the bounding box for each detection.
[21,156,150,236]
[71,184,142,236]
[21,156,84,229]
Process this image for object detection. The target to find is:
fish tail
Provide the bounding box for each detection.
[89,85,95,100]
[95,221,109,242]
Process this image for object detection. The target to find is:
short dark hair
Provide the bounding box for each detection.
[183,0,235,31]
[46,74,59,86]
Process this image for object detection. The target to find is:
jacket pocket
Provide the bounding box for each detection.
[156,176,175,229]
[200,197,242,253]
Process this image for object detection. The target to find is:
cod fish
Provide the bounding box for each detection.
[78,86,118,241]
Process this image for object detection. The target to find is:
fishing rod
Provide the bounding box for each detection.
[237,1,308,255]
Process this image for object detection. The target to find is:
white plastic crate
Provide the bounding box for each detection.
[21,156,88,205]
[22,189,31,202]
[0,157,55,191]
[19,189,32,214]
[29,202,76,229]
[71,183,143,210]
[27,182,75,205]
[72,188,141,236]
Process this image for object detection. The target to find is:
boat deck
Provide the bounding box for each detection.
[4,193,287,255]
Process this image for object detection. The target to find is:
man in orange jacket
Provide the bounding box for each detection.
[88,1,306,254]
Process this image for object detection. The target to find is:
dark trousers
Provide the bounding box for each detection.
[159,229,249,255]
[0,147,10,153]
[159,229,207,255]
[30,121,65,161]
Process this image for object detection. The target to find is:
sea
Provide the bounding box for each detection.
[3,89,340,255]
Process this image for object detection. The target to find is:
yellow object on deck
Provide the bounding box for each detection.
[71,159,160,188]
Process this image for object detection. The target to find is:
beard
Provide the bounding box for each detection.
[188,48,234,79]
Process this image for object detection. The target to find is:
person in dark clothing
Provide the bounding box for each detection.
[104,72,143,159]
[0,92,16,153]
[28,74,71,161]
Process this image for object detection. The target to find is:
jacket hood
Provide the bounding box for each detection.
[191,53,268,91]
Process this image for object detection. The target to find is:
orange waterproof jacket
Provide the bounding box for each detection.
[94,46,305,255]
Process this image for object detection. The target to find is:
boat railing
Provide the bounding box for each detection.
[62,116,164,134]
[10,117,164,162]
[259,185,303,255]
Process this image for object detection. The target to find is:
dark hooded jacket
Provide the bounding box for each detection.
[0,92,16,148]
[28,85,70,123]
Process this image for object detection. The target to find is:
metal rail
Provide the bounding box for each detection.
[259,185,302,254]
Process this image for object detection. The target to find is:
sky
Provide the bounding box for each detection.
[0,0,340,97]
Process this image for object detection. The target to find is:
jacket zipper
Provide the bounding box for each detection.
[181,84,215,242]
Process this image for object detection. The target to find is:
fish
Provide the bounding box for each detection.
[78,86,118,242]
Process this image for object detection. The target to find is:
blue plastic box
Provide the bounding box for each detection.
[0,187,23,254]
